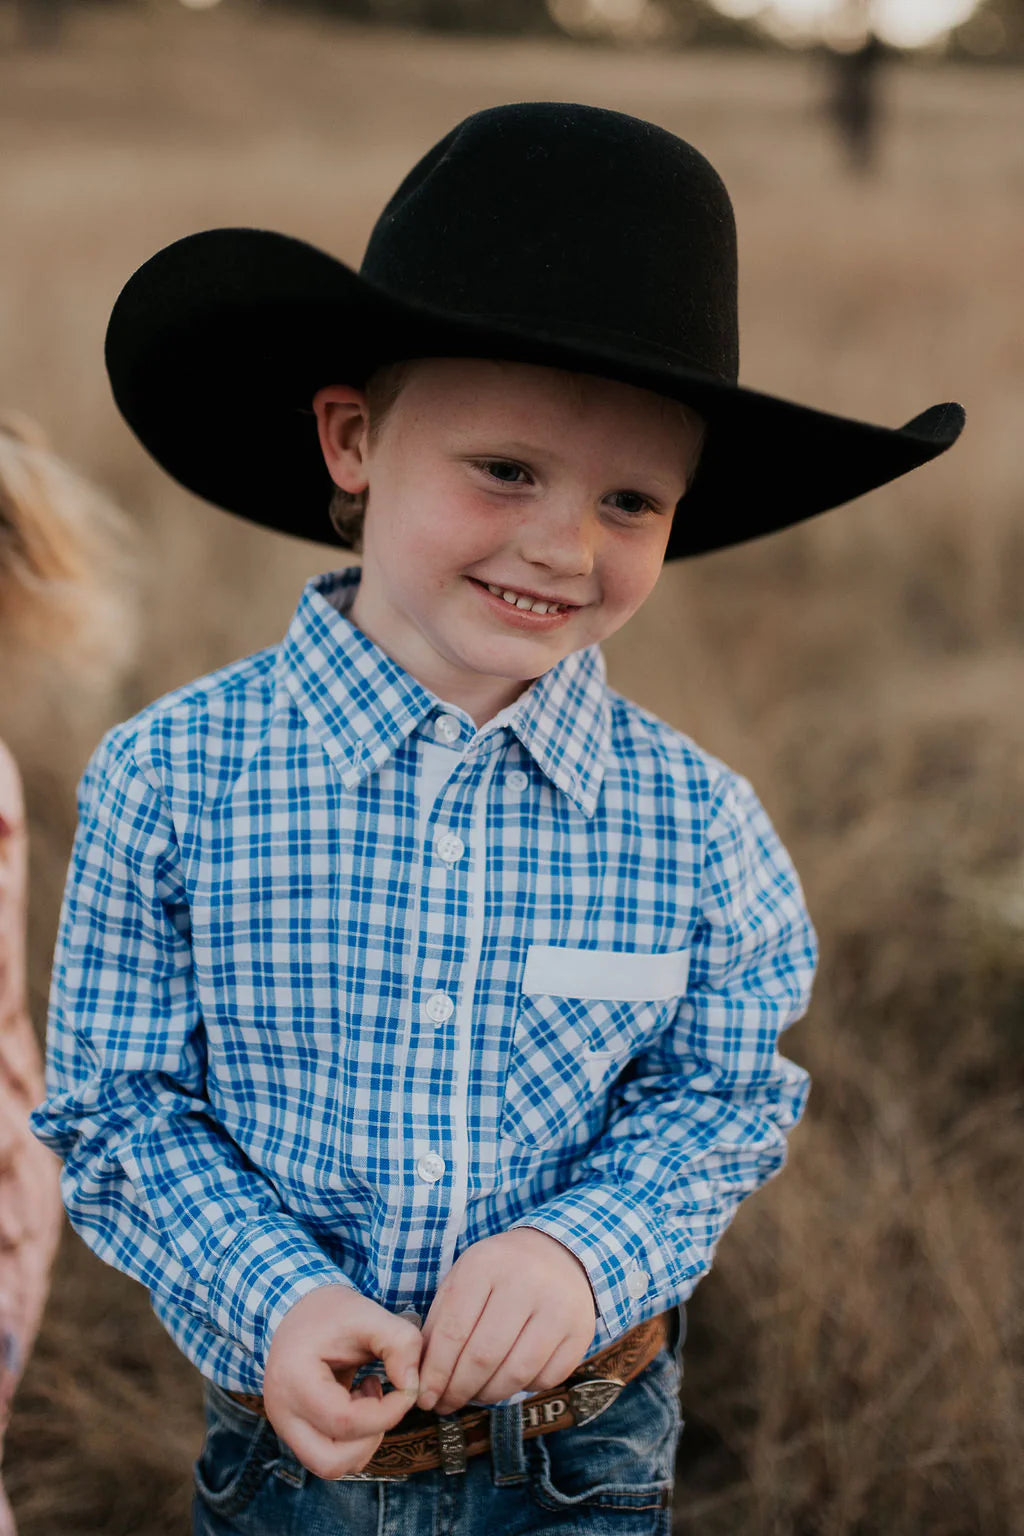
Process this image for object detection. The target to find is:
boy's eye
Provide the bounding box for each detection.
[608,491,655,517]
[474,458,531,485]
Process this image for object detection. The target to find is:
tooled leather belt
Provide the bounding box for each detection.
[224,1310,670,1480]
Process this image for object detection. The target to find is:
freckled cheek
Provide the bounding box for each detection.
[600,562,663,627]
[408,491,496,563]
[386,516,461,577]
[440,518,512,576]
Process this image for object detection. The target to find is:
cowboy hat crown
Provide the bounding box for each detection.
[105,101,964,557]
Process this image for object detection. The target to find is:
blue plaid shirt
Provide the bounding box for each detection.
[31,567,815,1393]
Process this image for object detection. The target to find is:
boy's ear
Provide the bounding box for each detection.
[312,384,371,495]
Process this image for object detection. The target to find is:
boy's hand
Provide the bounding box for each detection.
[416,1229,597,1415]
[262,1285,422,1479]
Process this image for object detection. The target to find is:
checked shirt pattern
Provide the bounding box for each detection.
[31,567,816,1394]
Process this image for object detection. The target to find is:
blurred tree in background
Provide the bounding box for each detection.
[949,0,1024,57]
[279,0,1024,58]
[8,0,1024,60]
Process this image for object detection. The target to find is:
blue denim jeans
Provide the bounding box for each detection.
[192,1309,685,1536]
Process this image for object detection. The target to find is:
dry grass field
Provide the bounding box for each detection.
[2,4,1022,1532]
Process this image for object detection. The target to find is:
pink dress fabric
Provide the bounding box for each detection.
[0,741,62,1534]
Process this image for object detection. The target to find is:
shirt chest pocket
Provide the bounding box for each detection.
[500,946,690,1150]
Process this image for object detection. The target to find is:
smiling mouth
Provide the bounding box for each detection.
[480,581,577,616]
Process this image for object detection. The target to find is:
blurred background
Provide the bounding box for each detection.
[1,0,1022,1531]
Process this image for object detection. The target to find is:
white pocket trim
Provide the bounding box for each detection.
[521,945,690,1002]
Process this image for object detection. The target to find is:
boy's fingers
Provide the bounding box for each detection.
[299,1368,417,1442]
[417,1288,491,1410]
[337,1382,415,1438]
[419,1297,514,1412]
[470,1316,559,1404]
[369,1316,424,1397]
[430,1303,527,1413]
[277,1413,386,1481]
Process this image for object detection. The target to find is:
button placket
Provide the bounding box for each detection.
[407,747,498,1279]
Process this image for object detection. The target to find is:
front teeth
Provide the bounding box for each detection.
[486,583,566,616]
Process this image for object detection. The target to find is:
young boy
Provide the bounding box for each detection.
[30,103,962,1534]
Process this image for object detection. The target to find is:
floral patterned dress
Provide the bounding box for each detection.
[0,742,62,1534]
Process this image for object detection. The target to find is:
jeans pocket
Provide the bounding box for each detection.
[527,1347,681,1518]
[192,1382,281,1523]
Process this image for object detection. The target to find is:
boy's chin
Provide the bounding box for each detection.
[462,642,576,683]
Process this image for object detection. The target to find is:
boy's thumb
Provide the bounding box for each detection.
[378,1313,423,1396]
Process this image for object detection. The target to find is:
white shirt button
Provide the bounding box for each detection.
[416,1152,446,1184]
[626,1268,650,1299]
[423,991,454,1025]
[400,1309,422,1327]
[434,714,461,745]
[434,830,465,865]
[506,769,529,792]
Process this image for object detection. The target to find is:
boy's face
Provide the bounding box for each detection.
[314,358,700,723]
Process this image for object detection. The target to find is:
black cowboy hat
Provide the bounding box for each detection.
[105,101,964,560]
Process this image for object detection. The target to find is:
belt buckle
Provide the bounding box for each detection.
[567,1376,625,1426]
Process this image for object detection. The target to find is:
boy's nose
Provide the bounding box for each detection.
[517,501,595,580]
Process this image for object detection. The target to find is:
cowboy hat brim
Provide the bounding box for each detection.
[105,227,965,559]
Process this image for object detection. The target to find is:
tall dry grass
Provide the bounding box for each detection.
[1,6,1021,1532]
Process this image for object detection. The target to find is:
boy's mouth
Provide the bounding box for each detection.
[477,580,578,616]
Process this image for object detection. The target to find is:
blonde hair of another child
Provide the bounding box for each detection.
[0,411,136,681]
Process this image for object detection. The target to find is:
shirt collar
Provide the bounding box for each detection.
[498,643,610,817]
[276,567,611,816]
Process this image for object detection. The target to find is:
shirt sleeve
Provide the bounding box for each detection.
[28,734,355,1371]
[508,769,816,1349]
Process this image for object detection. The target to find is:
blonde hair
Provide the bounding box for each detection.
[0,411,137,680]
